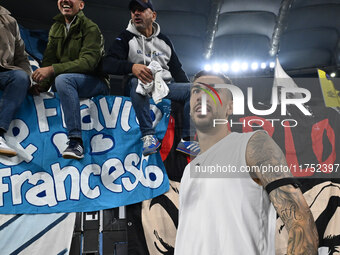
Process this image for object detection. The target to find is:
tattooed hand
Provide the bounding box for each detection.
[246,131,319,255]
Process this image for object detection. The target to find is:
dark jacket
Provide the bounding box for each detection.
[0,6,31,75]
[102,20,189,83]
[40,11,108,89]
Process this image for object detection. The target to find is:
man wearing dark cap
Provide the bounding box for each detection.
[31,0,109,159]
[102,0,199,157]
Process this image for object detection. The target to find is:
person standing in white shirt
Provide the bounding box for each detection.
[174,71,319,255]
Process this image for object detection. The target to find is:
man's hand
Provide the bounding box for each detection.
[246,131,319,255]
[32,66,54,83]
[132,64,153,84]
[28,84,40,96]
[28,84,50,96]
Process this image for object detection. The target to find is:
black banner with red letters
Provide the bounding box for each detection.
[127,99,340,255]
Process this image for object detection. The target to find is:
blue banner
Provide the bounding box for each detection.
[0,92,170,214]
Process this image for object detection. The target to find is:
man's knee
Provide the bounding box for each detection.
[184,85,191,100]
[128,78,138,88]
[54,73,75,92]
[11,70,30,90]
[128,77,139,97]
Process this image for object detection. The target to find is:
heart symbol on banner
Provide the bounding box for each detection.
[52,132,68,157]
[90,134,115,155]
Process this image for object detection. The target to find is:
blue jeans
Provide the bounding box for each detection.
[53,73,109,139]
[0,70,30,131]
[129,78,191,138]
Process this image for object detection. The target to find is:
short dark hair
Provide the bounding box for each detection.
[193,70,233,85]
[192,70,233,101]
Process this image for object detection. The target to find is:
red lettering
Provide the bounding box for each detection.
[160,116,175,161]
[284,121,314,177]
[311,119,336,172]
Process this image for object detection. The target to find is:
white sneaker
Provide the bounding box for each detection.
[0,137,17,157]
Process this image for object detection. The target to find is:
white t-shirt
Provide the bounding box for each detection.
[175,132,276,255]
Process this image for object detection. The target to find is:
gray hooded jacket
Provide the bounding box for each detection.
[102,20,188,83]
[0,6,31,75]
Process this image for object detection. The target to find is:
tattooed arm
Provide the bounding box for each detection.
[246,131,318,255]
